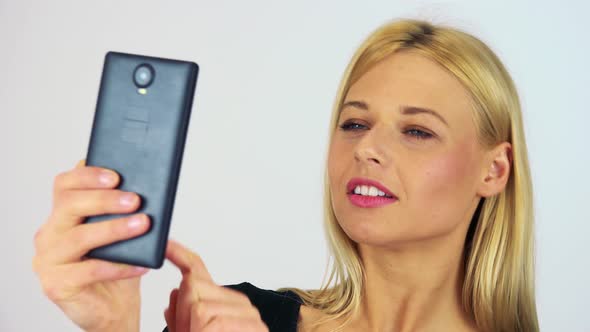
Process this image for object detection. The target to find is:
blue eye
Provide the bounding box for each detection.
[404,128,433,139]
[339,122,367,131]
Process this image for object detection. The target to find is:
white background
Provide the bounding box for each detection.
[1,0,588,331]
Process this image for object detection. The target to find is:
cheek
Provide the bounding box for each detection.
[410,145,478,224]
[422,153,471,191]
[327,139,346,182]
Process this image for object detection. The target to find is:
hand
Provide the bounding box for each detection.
[164,240,269,332]
[32,159,152,332]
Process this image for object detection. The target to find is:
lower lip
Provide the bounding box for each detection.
[347,193,398,208]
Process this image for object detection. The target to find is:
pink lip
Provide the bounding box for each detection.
[346,177,398,208]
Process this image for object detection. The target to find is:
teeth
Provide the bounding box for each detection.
[353,185,389,197]
[368,186,378,196]
[361,185,369,195]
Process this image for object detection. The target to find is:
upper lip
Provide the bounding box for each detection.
[346,177,398,198]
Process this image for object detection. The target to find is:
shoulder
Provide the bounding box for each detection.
[223,282,302,332]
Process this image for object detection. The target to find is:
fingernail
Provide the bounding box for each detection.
[128,214,146,229]
[120,193,138,207]
[134,266,148,273]
[99,170,117,186]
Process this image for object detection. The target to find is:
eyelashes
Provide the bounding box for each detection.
[404,128,433,139]
[338,121,434,140]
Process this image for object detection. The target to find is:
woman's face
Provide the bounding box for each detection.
[328,51,492,247]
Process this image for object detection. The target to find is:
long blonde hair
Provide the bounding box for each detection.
[278,18,538,332]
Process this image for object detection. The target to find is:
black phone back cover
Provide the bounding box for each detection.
[84,51,198,268]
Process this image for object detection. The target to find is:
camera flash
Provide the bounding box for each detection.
[138,88,147,95]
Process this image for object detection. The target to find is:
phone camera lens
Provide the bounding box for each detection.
[133,64,155,88]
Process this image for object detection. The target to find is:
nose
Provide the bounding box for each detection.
[353,125,391,167]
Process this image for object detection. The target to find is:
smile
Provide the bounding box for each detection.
[346,177,399,208]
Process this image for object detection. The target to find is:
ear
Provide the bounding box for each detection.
[476,142,512,198]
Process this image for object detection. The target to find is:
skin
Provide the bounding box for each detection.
[33,160,267,332]
[298,51,512,332]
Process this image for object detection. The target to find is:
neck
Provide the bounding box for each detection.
[350,232,477,332]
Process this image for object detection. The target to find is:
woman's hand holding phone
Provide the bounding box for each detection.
[32,159,151,332]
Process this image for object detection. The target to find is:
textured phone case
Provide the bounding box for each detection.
[84,51,198,268]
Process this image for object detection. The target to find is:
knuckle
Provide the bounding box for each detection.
[33,226,46,248]
[194,301,208,318]
[34,221,55,252]
[44,286,61,302]
[189,302,207,327]
[33,227,42,243]
[207,316,230,331]
[53,190,73,213]
[186,251,204,267]
[53,171,67,190]
[40,278,63,302]
[180,276,195,292]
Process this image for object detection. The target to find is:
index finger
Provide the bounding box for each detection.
[166,239,213,281]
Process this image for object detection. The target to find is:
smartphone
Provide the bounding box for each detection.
[83,51,199,268]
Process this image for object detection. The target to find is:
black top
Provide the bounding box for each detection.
[162,282,303,332]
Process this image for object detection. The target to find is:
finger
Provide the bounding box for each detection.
[174,279,251,332]
[189,300,262,331]
[182,279,251,304]
[36,259,148,303]
[41,214,150,264]
[54,165,120,195]
[51,189,141,229]
[165,288,179,332]
[198,315,269,332]
[175,278,192,332]
[33,222,51,254]
[166,240,213,281]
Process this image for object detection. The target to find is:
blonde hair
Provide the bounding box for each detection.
[278,18,538,332]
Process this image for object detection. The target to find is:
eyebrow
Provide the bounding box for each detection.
[340,100,449,127]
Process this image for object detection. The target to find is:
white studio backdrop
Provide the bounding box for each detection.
[0,0,588,331]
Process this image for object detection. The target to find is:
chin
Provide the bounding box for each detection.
[336,214,453,250]
[337,216,405,247]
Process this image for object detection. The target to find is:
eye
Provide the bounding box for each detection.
[404,127,433,140]
[339,121,367,131]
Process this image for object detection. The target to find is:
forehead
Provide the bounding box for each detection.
[344,51,475,130]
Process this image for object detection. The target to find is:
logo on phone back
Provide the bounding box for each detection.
[121,105,150,145]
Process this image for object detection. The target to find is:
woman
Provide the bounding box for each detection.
[32,18,539,332]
